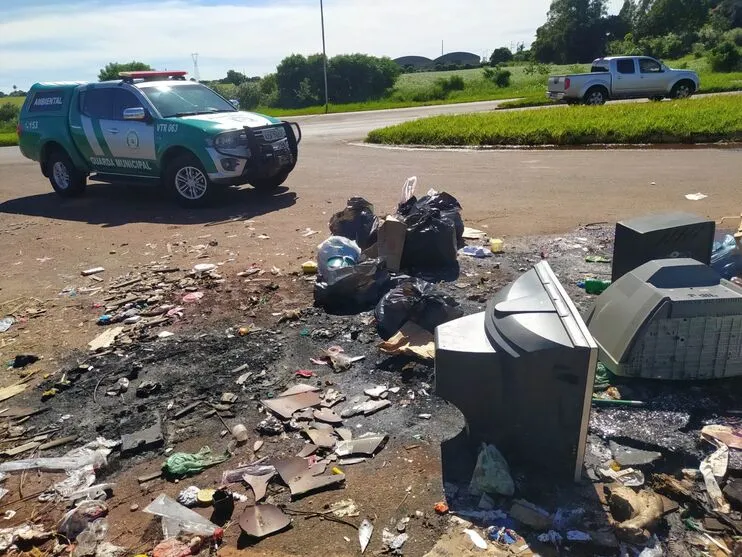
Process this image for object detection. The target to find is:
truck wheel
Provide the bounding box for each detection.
[165,153,213,207]
[671,81,695,99]
[48,150,86,197]
[250,170,290,192]
[583,87,608,106]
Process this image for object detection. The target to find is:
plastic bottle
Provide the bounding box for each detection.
[143,494,223,539]
[585,278,611,295]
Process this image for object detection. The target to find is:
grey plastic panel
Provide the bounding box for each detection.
[588,258,742,379]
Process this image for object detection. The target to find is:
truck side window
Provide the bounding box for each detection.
[616,59,635,74]
[82,89,114,120]
[639,59,661,73]
[113,90,144,120]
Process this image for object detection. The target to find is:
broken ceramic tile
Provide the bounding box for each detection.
[321,389,346,408]
[313,408,343,424]
[362,400,391,416]
[242,470,275,502]
[297,444,318,458]
[364,385,388,398]
[335,427,353,441]
[239,504,290,538]
[281,384,320,397]
[304,428,336,449]
[261,390,321,420]
[335,435,387,457]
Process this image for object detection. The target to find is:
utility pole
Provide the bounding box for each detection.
[441,40,444,56]
[320,0,329,114]
[191,53,200,82]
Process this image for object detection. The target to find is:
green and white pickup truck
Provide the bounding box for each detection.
[18,71,301,206]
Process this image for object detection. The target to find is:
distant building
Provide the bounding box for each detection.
[393,56,434,70]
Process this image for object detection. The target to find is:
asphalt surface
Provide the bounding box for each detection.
[1,99,741,303]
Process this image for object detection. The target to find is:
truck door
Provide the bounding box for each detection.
[638,58,665,94]
[77,87,116,173]
[612,58,639,96]
[98,89,158,176]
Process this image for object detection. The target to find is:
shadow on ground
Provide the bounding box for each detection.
[0,181,298,227]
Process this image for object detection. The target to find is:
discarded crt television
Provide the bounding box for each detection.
[587,258,742,380]
[435,261,597,483]
[612,212,715,282]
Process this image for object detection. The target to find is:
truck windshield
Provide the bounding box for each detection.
[140,84,236,118]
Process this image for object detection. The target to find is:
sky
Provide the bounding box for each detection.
[0,0,624,93]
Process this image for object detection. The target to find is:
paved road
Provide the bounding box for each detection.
[1,100,741,300]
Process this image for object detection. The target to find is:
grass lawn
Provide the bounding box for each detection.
[0,132,18,147]
[1,97,25,108]
[366,95,742,146]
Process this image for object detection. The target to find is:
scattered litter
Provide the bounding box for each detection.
[509,499,552,530]
[82,267,105,276]
[256,415,284,436]
[313,408,342,424]
[192,263,216,274]
[157,331,174,338]
[143,494,222,538]
[702,425,742,450]
[383,528,409,551]
[0,317,14,333]
[359,518,374,554]
[463,528,488,550]
[607,485,663,542]
[335,435,387,457]
[460,246,492,258]
[329,499,359,518]
[162,447,229,478]
[378,322,435,361]
[700,444,731,513]
[418,413,432,419]
[302,260,318,274]
[275,456,345,497]
[295,369,314,378]
[261,387,321,419]
[239,504,290,538]
[434,502,449,514]
[364,385,387,398]
[0,384,26,403]
[685,192,708,201]
[585,255,612,263]
[182,292,204,303]
[463,227,487,240]
[176,486,200,507]
[88,327,124,351]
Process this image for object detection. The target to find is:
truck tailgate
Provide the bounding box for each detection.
[548,76,569,93]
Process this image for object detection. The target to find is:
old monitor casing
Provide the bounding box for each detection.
[435,261,597,482]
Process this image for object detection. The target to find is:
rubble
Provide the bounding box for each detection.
[239,504,291,538]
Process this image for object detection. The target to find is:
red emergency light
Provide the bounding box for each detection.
[118,70,188,79]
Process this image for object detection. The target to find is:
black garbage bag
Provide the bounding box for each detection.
[329,197,379,250]
[314,258,391,314]
[375,278,463,340]
[400,208,458,270]
[398,191,464,249]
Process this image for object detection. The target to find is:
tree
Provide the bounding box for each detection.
[532,0,609,63]
[220,70,248,86]
[710,0,742,29]
[489,47,513,66]
[98,61,153,81]
[633,0,711,37]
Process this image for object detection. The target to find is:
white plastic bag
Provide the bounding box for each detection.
[316,236,361,283]
[143,494,221,538]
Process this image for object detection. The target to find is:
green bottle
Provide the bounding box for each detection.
[585,278,611,295]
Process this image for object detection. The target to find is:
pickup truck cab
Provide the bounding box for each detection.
[18,71,301,206]
[547,56,700,105]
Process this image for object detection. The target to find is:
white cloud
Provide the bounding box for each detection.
[0,0,625,91]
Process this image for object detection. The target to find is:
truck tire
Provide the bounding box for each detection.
[165,153,213,207]
[48,149,86,197]
[670,81,695,99]
[250,169,290,192]
[583,87,608,106]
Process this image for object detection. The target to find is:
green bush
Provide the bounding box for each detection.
[725,28,742,47]
[0,102,19,124]
[434,75,465,93]
[210,83,238,100]
[236,82,261,110]
[692,42,706,58]
[709,41,742,72]
[483,67,512,88]
[699,24,723,50]
[489,47,513,66]
[411,86,448,102]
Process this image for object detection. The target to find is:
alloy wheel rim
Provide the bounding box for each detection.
[175,166,208,200]
[52,161,70,189]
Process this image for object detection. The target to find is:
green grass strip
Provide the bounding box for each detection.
[366,95,742,146]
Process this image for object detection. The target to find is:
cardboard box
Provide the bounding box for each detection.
[377,216,407,272]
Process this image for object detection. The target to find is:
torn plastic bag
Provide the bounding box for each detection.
[329,197,379,250]
[315,258,390,313]
[0,437,116,473]
[375,278,462,340]
[58,500,108,540]
[162,447,229,478]
[398,191,464,249]
[316,236,362,282]
[144,494,222,539]
[469,443,515,497]
[711,233,742,280]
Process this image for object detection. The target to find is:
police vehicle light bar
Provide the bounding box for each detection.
[118,71,188,79]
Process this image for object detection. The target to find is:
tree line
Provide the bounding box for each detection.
[527,0,742,70]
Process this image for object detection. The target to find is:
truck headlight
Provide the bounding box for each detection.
[212,131,250,157]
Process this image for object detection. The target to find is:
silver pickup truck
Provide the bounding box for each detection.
[547,56,700,105]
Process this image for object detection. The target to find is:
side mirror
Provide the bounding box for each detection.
[123,107,146,120]
[229,99,240,109]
